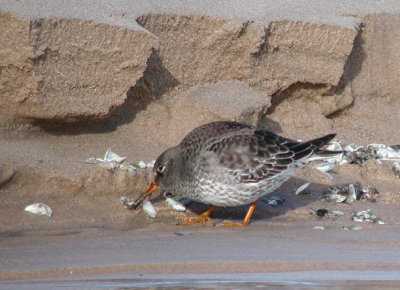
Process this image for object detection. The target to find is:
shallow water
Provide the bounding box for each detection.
[3,271,400,289]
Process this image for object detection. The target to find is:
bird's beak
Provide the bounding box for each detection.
[133,179,159,209]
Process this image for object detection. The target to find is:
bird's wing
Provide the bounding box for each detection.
[180,121,255,158]
[199,129,297,183]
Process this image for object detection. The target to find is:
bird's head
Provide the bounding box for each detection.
[132,146,182,208]
[152,146,182,189]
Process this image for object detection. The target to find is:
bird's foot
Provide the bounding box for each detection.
[176,206,217,226]
[176,215,211,226]
[216,219,248,227]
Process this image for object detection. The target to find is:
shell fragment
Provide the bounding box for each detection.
[24,203,52,217]
[143,200,157,218]
[294,181,311,195]
[165,197,187,212]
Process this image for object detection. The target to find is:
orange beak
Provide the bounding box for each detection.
[133,179,159,209]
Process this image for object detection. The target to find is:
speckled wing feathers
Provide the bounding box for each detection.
[180,121,255,158]
[179,122,335,184]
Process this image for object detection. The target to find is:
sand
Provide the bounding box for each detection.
[1,1,400,287]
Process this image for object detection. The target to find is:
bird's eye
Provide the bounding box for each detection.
[157,165,165,174]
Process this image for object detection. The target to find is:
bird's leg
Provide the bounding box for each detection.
[176,206,217,226]
[217,200,258,227]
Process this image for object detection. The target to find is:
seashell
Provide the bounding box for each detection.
[294,181,311,195]
[24,203,52,217]
[352,209,387,224]
[266,196,285,207]
[393,162,400,178]
[147,160,156,169]
[120,196,135,209]
[165,197,187,212]
[314,226,325,230]
[143,200,157,218]
[310,208,343,219]
[138,161,147,169]
[326,141,343,151]
[343,224,362,231]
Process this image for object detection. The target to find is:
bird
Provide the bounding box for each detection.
[134,121,337,226]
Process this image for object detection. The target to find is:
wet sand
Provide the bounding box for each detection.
[1,219,400,288]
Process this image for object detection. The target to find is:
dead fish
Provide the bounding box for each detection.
[143,200,157,218]
[24,203,52,217]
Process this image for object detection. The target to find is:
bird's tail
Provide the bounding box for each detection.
[288,134,339,161]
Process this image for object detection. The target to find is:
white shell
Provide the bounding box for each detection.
[24,203,52,217]
[165,197,187,212]
[104,148,126,163]
[143,200,156,218]
[147,160,156,168]
[326,141,343,151]
[294,181,311,195]
[138,161,147,169]
[343,224,362,231]
[315,162,336,173]
[314,226,325,230]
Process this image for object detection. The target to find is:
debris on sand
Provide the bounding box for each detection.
[324,183,379,204]
[293,181,311,195]
[313,226,325,230]
[175,231,192,236]
[265,196,285,207]
[312,141,344,179]
[85,148,154,173]
[165,197,187,212]
[24,203,52,217]
[310,208,344,219]
[120,196,135,209]
[121,196,157,218]
[393,162,400,178]
[343,224,362,230]
[352,209,388,224]
[142,200,157,218]
[342,143,400,165]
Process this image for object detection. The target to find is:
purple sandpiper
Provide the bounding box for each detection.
[135,121,337,226]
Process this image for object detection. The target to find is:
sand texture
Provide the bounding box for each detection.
[1,0,400,286]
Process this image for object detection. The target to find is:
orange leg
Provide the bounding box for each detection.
[176,206,217,226]
[218,200,258,227]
